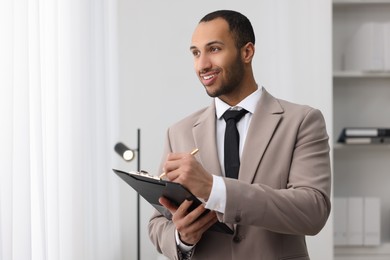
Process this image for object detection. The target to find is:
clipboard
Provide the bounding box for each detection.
[113,169,233,234]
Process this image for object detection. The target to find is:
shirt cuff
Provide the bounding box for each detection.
[175,229,195,253]
[205,175,226,213]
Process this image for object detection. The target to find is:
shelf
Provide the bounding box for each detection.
[334,143,390,150]
[335,242,390,256]
[333,71,390,78]
[334,0,390,5]
[333,0,390,254]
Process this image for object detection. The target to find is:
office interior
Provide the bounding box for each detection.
[1,0,389,259]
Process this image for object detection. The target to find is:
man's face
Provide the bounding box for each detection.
[190,18,244,99]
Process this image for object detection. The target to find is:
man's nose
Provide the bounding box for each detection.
[196,54,212,73]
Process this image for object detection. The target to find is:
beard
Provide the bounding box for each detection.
[203,53,245,98]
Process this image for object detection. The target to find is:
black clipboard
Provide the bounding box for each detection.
[113,169,233,234]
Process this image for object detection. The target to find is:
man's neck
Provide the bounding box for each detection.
[219,82,258,106]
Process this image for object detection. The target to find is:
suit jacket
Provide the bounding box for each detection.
[148,89,331,260]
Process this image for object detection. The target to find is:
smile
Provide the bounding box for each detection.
[200,69,220,79]
[203,74,215,80]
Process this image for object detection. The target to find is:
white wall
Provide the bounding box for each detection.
[116,1,333,259]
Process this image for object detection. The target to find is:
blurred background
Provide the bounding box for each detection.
[0,0,332,259]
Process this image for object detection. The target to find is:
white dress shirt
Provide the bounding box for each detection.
[205,86,262,213]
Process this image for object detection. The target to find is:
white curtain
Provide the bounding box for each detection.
[0,0,123,259]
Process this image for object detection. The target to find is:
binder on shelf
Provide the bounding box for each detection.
[334,198,348,246]
[347,197,364,246]
[338,127,390,144]
[113,169,233,235]
[344,137,390,145]
[364,197,381,246]
[386,23,390,71]
[335,197,382,247]
[344,22,386,72]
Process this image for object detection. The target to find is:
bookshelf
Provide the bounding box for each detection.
[333,0,390,259]
[333,71,390,78]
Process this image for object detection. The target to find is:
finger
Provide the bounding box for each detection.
[164,152,198,181]
[173,200,193,219]
[160,198,194,219]
[176,203,209,231]
[164,159,193,182]
[178,211,218,244]
[166,152,188,161]
[197,212,218,233]
[163,160,181,179]
[163,159,184,180]
[159,197,178,214]
[184,203,208,221]
[188,211,218,234]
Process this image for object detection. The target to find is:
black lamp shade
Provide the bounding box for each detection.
[114,142,135,161]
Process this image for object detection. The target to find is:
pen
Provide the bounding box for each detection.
[159,148,199,179]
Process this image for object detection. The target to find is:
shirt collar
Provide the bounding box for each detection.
[215,86,263,119]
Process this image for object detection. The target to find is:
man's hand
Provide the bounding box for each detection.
[159,197,217,245]
[163,152,213,200]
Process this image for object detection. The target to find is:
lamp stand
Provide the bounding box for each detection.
[136,128,141,260]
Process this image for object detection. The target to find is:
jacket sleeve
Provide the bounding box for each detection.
[147,128,180,259]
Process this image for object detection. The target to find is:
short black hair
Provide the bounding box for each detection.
[199,10,255,49]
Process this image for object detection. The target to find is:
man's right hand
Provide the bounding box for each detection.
[159,197,218,245]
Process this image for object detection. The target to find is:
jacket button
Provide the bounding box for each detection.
[233,236,241,243]
[235,216,241,223]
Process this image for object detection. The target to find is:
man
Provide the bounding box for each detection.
[148,10,331,260]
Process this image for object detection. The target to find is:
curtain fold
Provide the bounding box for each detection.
[0,0,122,259]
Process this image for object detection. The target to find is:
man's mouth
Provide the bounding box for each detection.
[200,70,220,86]
[203,74,215,80]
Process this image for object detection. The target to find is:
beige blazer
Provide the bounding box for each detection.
[148,89,331,260]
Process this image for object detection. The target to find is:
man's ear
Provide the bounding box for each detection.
[241,42,255,64]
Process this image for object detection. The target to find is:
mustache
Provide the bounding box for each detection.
[199,68,221,75]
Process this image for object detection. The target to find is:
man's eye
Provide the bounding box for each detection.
[210,47,220,52]
[192,50,200,57]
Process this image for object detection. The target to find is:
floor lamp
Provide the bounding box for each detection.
[114,128,141,260]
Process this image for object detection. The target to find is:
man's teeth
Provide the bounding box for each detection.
[203,75,214,80]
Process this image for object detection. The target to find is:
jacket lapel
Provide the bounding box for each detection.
[192,102,237,233]
[191,90,284,183]
[192,102,223,177]
[239,89,284,184]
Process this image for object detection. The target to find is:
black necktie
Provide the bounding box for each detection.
[222,108,248,179]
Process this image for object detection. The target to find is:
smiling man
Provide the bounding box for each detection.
[190,16,254,105]
[148,10,331,260]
